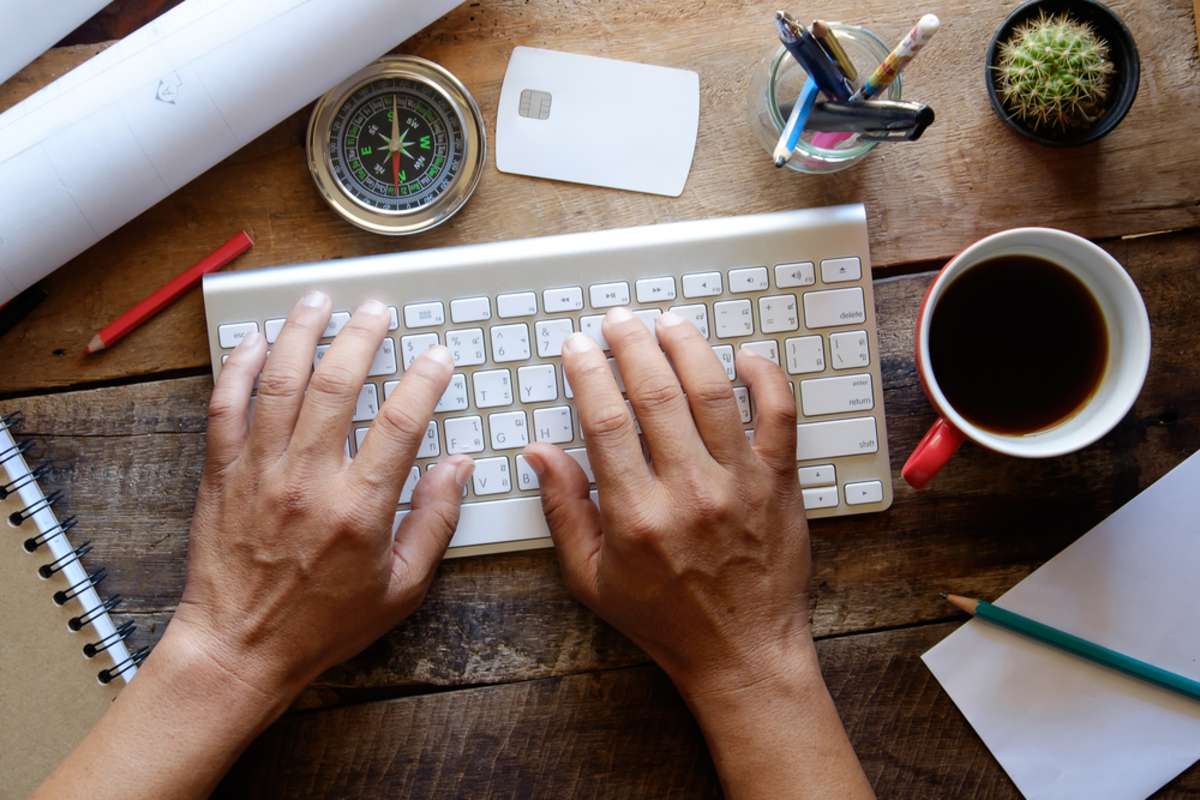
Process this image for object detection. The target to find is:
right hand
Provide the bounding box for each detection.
[523,306,814,700]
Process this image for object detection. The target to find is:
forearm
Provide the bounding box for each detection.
[679,637,874,800]
[33,624,292,800]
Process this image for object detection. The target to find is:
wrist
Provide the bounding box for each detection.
[671,626,823,710]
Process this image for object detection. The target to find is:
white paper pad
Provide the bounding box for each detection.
[0,0,464,306]
[923,450,1200,799]
[0,0,109,85]
[495,47,699,197]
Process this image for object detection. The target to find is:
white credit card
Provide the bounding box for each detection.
[495,47,700,197]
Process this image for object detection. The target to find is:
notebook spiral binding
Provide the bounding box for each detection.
[2,411,145,683]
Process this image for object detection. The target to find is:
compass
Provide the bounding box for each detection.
[306,56,485,236]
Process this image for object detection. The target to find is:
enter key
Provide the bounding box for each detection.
[799,373,875,416]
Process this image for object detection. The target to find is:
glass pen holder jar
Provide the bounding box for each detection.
[748,24,901,174]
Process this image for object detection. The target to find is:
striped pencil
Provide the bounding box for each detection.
[945,594,1200,702]
[86,231,253,354]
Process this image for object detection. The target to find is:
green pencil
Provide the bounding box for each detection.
[945,594,1200,702]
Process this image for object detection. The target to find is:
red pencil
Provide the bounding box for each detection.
[86,230,254,354]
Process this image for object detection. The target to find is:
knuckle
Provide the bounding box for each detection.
[634,379,682,413]
[263,477,310,517]
[691,379,735,408]
[587,404,636,439]
[309,362,358,397]
[760,394,798,428]
[206,394,238,424]
[255,369,300,400]
[377,402,428,444]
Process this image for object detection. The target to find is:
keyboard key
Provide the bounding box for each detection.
[798,464,836,487]
[607,357,627,392]
[785,336,825,374]
[401,332,440,370]
[844,480,884,505]
[489,411,529,450]
[218,321,258,348]
[830,330,870,369]
[733,386,752,423]
[473,369,513,408]
[565,448,595,483]
[740,340,779,365]
[322,311,352,338]
[265,318,285,343]
[536,318,574,357]
[353,384,379,422]
[533,406,573,443]
[758,295,799,333]
[775,262,815,288]
[473,457,512,496]
[714,299,754,338]
[436,374,469,412]
[497,291,537,318]
[682,271,722,298]
[589,282,630,308]
[562,368,573,399]
[636,276,677,303]
[450,296,491,323]
[387,306,399,330]
[821,256,862,283]
[802,485,839,510]
[633,308,661,340]
[795,417,879,460]
[803,287,865,328]
[368,338,397,376]
[417,421,441,458]
[446,328,486,366]
[515,454,540,490]
[729,267,769,293]
[543,287,584,312]
[800,373,874,416]
[518,364,558,403]
[667,304,709,339]
[490,323,531,362]
[712,345,736,380]
[404,302,445,328]
[580,315,609,350]
[400,466,421,504]
[445,416,485,454]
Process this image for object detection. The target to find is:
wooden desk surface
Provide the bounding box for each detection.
[2,1,1198,796]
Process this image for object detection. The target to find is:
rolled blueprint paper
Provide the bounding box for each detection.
[0,0,110,85]
[0,0,463,305]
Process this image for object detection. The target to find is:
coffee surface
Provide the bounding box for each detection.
[928,255,1108,434]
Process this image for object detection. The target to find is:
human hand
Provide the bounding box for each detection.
[169,291,474,701]
[524,306,813,701]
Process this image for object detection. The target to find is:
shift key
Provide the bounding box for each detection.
[795,417,879,460]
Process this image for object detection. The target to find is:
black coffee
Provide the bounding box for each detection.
[928,255,1108,434]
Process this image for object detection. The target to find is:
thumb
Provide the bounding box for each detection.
[390,456,473,585]
[523,443,603,606]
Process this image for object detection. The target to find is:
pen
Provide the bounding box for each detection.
[774,11,854,103]
[805,100,935,139]
[852,13,940,102]
[773,77,820,166]
[811,20,858,83]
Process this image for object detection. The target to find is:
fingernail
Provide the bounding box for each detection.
[425,345,453,367]
[562,332,598,355]
[739,344,763,359]
[300,289,329,309]
[606,306,634,323]
[453,457,474,488]
[236,330,263,350]
[523,450,545,476]
[659,310,685,328]
[357,299,388,318]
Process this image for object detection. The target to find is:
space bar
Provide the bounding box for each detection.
[447,495,552,549]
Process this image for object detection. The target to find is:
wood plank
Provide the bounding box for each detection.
[1,0,1197,392]
[3,230,1196,696]
[218,622,1200,798]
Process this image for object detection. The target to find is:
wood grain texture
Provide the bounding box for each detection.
[1,0,1198,393]
[218,622,1200,798]
[3,230,1196,700]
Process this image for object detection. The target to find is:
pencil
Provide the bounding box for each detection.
[811,20,858,83]
[85,230,254,354]
[945,594,1200,702]
[773,77,820,167]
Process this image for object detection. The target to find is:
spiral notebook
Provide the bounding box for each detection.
[0,413,144,798]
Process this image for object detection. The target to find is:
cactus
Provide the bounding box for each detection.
[994,11,1116,131]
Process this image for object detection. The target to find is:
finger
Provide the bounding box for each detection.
[206,330,267,471]
[560,332,652,498]
[391,455,473,580]
[248,290,331,460]
[737,348,798,475]
[602,306,706,470]
[290,299,390,461]
[524,444,602,607]
[351,346,453,494]
[656,310,751,466]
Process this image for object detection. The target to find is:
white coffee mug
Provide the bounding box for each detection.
[902,228,1152,489]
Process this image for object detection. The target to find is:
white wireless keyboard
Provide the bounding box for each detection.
[203,203,893,558]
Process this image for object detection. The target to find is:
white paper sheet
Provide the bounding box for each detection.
[0,0,464,306]
[0,0,109,85]
[923,450,1200,799]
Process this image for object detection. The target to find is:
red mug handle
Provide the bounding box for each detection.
[902,417,965,490]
